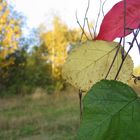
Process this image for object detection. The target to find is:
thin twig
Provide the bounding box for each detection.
[122,0,127,59]
[114,29,140,80]
[79,0,90,42]
[80,0,90,41]
[86,17,94,40]
[125,27,140,54]
[92,24,96,39]
[75,11,89,41]
[133,31,140,54]
[102,0,107,16]
[91,26,96,39]
[105,38,122,79]
[94,0,102,36]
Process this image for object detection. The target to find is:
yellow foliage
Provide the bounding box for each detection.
[0,0,21,67]
[133,66,140,75]
[41,16,85,78]
[0,57,15,68]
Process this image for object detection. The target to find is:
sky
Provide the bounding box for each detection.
[9,0,120,29]
[8,0,140,67]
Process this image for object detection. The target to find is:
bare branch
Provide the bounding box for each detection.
[102,0,107,16]
[133,31,140,54]
[105,38,122,79]
[122,0,127,59]
[95,0,102,35]
[114,29,140,80]
[75,11,89,41]
[80,0,90,41]
[86,17,94,40]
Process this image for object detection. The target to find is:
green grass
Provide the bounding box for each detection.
[0,88,80,140]
[1,82,139,140]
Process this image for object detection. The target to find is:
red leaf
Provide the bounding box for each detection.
[95,0,140,41]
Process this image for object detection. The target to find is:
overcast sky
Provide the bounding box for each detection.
[9,0,120,29]
[8,0,140,67]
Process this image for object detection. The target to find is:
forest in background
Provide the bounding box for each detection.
[0,0,140,97]
[0,0,89,97]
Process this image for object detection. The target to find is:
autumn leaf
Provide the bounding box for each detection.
[62,41,133,91]
[96,0,140,41]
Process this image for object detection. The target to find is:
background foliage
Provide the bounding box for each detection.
[0,1,86,96]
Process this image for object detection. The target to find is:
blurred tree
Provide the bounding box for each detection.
[0,48,27,94]
[0,0,22,67]
[134,66,140,75]
[40,16,86,78]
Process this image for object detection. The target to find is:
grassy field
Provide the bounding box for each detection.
[0,82,139,140]
[0,87,80,140]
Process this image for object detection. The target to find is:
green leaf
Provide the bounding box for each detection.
[62,41,133,91]
[77,80,140,140]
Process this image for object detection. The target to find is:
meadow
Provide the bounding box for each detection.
[0,87,80,140]
[0,78,139,140]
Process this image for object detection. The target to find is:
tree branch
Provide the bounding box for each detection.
[94,0,102,36]
[86,17,94,40]
[105,38,122,79]
[102,0,107,16]
[114,29,140,80]
[75,11,89,41]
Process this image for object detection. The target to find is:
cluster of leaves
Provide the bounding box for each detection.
[62,0,140,139]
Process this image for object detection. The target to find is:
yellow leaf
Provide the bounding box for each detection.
[62,41,133,91]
